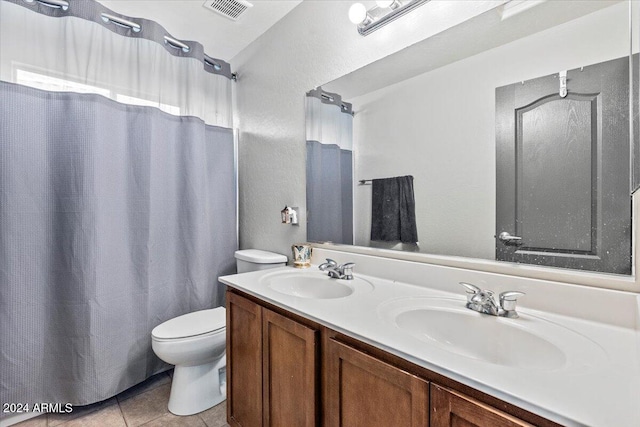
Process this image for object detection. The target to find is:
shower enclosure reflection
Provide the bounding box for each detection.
[305,88,354,245]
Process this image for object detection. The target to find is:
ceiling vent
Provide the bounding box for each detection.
[202,0,253,21]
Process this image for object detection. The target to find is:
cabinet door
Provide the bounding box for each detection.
[263,309,319,427]
[325,338,429,427]
[227,292,263,427]
[431,384,533,427]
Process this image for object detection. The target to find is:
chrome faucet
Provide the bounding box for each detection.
[318,259,355,280]
[460,282,525,318]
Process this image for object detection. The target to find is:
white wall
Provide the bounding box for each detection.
[230,0,506,259]
[351,2,630,259]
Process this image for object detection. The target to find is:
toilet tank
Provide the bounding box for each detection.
[235,249,288,273]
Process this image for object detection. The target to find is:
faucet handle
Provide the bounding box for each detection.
[319,258,337,271]
[340,262,355,280]
[459,282,481,303]
[499,291,525,318]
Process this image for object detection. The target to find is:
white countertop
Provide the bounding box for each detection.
[220,265,640,427]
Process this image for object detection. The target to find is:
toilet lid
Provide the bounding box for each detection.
[235,249,288,264]
[152,307,226,340]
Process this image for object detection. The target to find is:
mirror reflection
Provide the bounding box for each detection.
[306,0,635,275]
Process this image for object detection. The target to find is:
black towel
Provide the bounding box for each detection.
[370,175,418,244]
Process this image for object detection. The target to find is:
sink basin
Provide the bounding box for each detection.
[378,297,606,372]
[260,270,374,299]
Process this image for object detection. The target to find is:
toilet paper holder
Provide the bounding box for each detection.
[281,206,299,225]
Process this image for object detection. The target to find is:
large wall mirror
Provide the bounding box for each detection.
[306,0,639,276]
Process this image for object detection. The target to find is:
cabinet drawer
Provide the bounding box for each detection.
[431,384,533,427]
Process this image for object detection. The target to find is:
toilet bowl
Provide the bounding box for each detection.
[151,307,226,416]
[150,249,287,416]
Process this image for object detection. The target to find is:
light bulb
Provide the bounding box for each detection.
[348,3,368,24]
[376,0,394,8]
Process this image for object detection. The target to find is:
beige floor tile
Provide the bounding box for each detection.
[55,402,125,427]
[13,414,47,426]
[118,383,171,427]
[48,397,118,427]
[198,402,228,427]
[139,413,206,427]
[116,371,171,403]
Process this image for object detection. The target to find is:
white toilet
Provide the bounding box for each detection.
[151,249,287,415]
[235,249,288,273]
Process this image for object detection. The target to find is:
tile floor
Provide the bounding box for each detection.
[14,371,229,427]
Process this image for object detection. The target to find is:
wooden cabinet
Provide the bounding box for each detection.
[430,384,534,427]
[227,291,319,427]
[262,308,318,427]
[324,338,429,427]
[227,289,557,427]
[227,291,263,427]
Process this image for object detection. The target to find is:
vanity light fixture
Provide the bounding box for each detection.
[348,3,371,26]
[376,0,401,9]
[348,0,430,36]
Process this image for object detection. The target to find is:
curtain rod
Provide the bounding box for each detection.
[306,87,354,115]
[7,0,234,80]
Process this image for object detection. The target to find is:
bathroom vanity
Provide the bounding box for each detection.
[220,254,640,427]
[225,290,550,427]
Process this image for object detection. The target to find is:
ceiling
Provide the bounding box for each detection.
[98,0,302,62]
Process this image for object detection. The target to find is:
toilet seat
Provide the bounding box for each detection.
[152,307,226,341]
